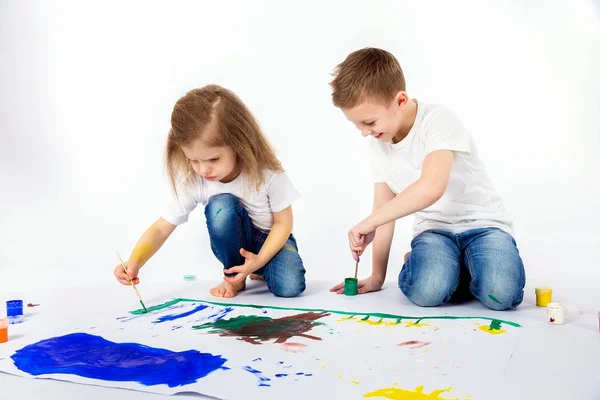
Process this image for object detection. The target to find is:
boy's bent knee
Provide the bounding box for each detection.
[475,279,524,311]
[399,283,451,307]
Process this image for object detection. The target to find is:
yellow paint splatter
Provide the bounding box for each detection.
[404,322,431,328]
[477,324,506,335]
[350,380,360,385]
[337,316,399,327]
[336,374,343,379]
[283,244,297,253]
[130,242,154,264]
[363,385,462,399]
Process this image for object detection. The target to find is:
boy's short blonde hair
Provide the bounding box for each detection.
[330,47,406,109]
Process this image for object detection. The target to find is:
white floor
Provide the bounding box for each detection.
[0,279,598,400]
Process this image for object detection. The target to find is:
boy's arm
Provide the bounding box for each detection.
[331,182,395,294]
[224,206,293,283]
[349,150,454,252]
[370,182,397,285]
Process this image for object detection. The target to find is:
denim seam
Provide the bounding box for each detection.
[463,245,477,294]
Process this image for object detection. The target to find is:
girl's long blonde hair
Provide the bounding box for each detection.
[166,85,282,195]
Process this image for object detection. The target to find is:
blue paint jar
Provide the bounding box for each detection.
[6,300,24,324]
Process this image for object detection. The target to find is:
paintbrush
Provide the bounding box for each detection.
[354,250,361,280]
[117,252,148,313]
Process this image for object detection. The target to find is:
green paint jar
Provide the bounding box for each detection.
[344,278,358,296]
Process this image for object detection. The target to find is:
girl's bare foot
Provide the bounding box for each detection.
[249,274,264,281]
[210,279,246,298]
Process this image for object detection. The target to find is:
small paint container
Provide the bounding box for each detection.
[535,287,552,307]
[344,278,358,296]
[546,302,565,325]
[0,318,8,343]
[6,300,24,324]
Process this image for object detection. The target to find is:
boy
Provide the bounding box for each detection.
[328,48,525,311]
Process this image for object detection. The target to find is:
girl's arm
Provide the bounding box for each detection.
[114,217,177,285]
[254,206,294,270]
[223,206,293,281]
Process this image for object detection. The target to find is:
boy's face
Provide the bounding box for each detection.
[341,92,411,143]
[181,139,239,183]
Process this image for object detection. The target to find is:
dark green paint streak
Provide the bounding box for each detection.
[195,315,272,333]
[489,319,503,331]
[488,294,502,305]
[129,298,522,328]
[192,312,329,345]
[215,208,223,217]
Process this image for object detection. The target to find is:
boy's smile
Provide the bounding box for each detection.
[341,92,417,144]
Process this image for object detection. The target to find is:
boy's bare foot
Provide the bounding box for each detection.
[210,279,246,298]
[249,274,264,281]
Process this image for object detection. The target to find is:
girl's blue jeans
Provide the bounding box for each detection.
[204,193,306,298]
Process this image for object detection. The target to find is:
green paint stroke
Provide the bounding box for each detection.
[194,315,273,333]
[488,294,502,305]
[193,312,329,345]
[215,208,223,217]
[128,298,522,328]
[489,319,503,331]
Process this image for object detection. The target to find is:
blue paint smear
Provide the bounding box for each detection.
[243,366,271,387]
[171,325,183,331]
[262,310,268,314]
[204,306,234,322]
[153,304,209,324]
[252,358,262,362]
[11,333,228,387]
[275,373,288,377]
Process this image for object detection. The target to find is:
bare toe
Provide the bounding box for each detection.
[210,280,246,298]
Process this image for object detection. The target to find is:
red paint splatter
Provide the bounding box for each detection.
[397,340,431,349]
[280,342,307,353]
[27,303,40,308]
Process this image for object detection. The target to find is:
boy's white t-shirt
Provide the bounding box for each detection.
[369,101,514,238]
[161,169,300,232]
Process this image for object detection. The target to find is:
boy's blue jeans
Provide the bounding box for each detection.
[204,193,306,297]
[399,228,525,311]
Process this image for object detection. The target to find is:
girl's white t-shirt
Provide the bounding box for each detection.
[369,101,514,238]
[162,169,300,231]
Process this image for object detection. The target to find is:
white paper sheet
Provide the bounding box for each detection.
[0,298,521,399]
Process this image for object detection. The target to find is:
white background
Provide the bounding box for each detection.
[1,0,599,295]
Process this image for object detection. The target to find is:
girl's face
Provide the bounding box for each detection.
[181,139,239,183]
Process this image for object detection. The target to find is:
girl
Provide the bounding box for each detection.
[114,85,306,298]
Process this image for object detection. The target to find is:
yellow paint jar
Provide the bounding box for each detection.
[535,287,553,307]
